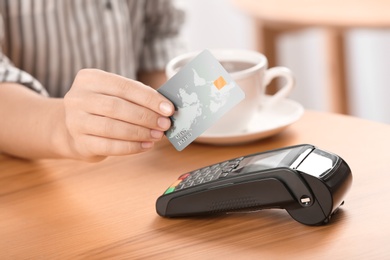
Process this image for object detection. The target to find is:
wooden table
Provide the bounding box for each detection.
[1,111,390,259]
[234,0,390,114]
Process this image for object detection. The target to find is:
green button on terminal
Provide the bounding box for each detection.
[164,187,176,194]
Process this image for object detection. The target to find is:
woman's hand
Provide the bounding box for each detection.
[63,69,174,161]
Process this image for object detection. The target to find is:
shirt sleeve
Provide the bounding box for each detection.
[0,52,49,96]
[139,0,187,72]
[0,15,48,96]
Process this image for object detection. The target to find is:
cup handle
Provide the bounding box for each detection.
[263,67,295,107]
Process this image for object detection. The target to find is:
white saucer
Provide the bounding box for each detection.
[195,98,304,145]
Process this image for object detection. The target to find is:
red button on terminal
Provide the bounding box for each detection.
[179,173,190,180]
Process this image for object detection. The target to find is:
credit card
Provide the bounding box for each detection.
[157,49,245,151]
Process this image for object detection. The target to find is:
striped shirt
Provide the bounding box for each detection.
[0,0,186,97]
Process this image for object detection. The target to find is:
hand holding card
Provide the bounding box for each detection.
[157,50,245,151]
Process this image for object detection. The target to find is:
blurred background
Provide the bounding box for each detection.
[176,0,390,124]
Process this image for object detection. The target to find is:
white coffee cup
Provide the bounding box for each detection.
[165,49,295,135]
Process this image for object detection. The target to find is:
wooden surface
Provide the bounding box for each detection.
[234,0,390,114]
[1,110,390,259]
[233,0,390,28]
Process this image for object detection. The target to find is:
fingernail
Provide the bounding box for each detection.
[151,129,164,139]
[157,117,171,130]
[141,142,154,149]
[159,102,173,115]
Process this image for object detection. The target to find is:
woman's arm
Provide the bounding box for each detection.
[0,69,174,161]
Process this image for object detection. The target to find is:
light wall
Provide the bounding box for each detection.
[177,0,390,124]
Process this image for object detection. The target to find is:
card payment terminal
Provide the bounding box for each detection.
[156,144,352,225]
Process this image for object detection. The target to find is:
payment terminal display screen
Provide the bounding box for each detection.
[233,149,292,175]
